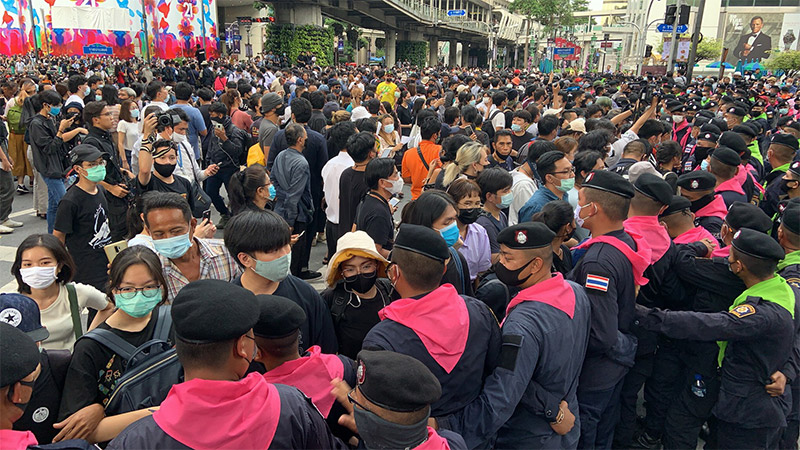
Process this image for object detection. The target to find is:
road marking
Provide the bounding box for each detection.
[9,208,34,218]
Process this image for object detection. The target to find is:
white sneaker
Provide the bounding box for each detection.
[0,224,13,234]
[2,219,22,228]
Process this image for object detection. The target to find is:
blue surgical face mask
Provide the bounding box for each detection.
[438,221,459,247]
[510,123,522,132]
[130,109,140,119]
[500,192,514,208]
[701,159,709,171]
[268,184,276,199]
[152,232,193,259]
[469,99,476,106]
[779,108,789,115]
[115,289,163,318]
[252,252,291,282]
[95,94,102,102]
[49,106,61,116]
[383,124,395,134]
[83,86,91,96]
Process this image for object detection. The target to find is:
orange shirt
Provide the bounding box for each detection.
[402,140,441,199]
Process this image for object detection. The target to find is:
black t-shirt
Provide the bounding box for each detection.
[442,249,474,296]
[396,104,413,136]
[355,193,394,251]
[510,132,534,152]
[58,306,175,421]
[53,185,113,289]
[14,351,62,444]
[338,168,368,237]
[137,174,195,213]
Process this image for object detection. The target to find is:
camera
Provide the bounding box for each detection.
[156,111,182,129]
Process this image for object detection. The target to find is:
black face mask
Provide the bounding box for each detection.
[153,161,177,177]
[7,379,35,412]
[276,105,286,116]
[458,207,481,225]
[780,179,798,195]
[493,259,535,287]
[695,146,714,162]
[344,271,378,294]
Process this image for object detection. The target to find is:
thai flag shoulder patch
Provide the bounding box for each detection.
[586,274,610,292]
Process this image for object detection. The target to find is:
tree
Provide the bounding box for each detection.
[694,37,721,63]
[764,50,800,77]
[509,0,588,30]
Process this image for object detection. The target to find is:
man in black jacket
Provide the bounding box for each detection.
[82,101,131,241]
[206,101,246,229]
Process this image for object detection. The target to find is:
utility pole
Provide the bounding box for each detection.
[685,0,704,79]
[665,0,680,73]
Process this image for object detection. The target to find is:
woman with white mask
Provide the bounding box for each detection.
[11,234,114,351]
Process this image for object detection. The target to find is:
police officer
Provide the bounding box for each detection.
[710,146,748,208]
[761,134,799,219]
[331,350,468,450]
[682,124,720,173]
[659,195,717,245]
[677,170,727,240]
[636,228,795,449]
[719,130,760,202]
[0,322,43,447]
[362,224,501,417]
[769,163,800,238]
[252,294,356,441]
[432,222,591,449]
[568,170,651,449]
[107,280,345,449]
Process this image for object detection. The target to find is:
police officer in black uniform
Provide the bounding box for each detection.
[636,228,796,449]
[107,280,345,450]
[677,170,726,241]
[761,134,800,220]
[770,164,800,238]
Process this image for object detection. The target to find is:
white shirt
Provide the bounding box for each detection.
[489,105,506,129]
[509,168,538,225]
[747,32,760,47]
[608,129,639,167]
[173,140,207,183]
[321,151,354,223]
[117,119,141,151]
[40,283,109,351]
[65,94,84,107]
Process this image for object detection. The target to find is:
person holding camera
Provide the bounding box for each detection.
[206,101,247,229]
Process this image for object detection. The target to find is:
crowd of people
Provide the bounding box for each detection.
[0,52,799,450]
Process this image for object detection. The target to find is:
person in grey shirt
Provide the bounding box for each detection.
[258,93,284,163]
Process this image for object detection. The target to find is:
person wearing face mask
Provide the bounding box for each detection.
[476,167,512,263]
[760,134,799,220]
[363,224,501,418]
[64,74,88,107]
[518,151,573,223]
[509,110,534,152]
[58,246,173,443]
[636,228,795,450]
[487,130,515,171]
[137,130,196,216]
[166,108,218,189]
[377,114,402,159]
[446,179,491,281]
[107,279,345,450]
[770,163,800,236]
[669,102,691,150]
[441,142,489,189]
[355,158,400,259]
[228,164,274,215]
[224,210,338,353]
[142,192,240,301]
[677,171,729,241]
[431,222,589,449]
[530,201,576,275]
[684,128,720,173]
[11,234,113,351]
[658,195,716,245]
[709,146,748,208]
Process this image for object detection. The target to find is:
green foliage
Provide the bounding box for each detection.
[358,37,370,50]
[510,0,588,29]
[253,1,266,10]
[764,50,800,76]
[264,24,334,66]
[375,37,385,50]
[397,41,428,67]
[694,37,722,63]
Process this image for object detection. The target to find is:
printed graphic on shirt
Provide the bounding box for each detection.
[89,204,112,249]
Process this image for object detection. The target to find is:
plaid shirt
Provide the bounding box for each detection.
[160,238,242,301]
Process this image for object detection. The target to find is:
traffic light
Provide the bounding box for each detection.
[678,4,690,26]
[664,5,677,25]
[644,44,653,58]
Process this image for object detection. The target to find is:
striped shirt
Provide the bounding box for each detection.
[160,238,242,301]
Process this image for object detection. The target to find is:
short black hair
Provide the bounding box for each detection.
[309,90,326,109]
[328,121,357,154]
[346,131,377,163]
[67,74,86,94]
[209,101,228,116]
[83,100,108,126]
[391,247,445,291]
[355,117,378,134]
[531,200,573,233]
[142,192,192,228]
[146,80,165,100]
[527,139,558,165]
[365,98,381,115]
[174,82,194,101]
[574,150,603,181]
[197,87,215,102]
[538,115,559,137]
[732,247,777,279]
[494,129,513,143]
[176,338,237,371]
[223,210,291,268]
[365,158,396,190]
[512,110,532,123]
[537,151,567,182]
[13,234,75,294]
[290,98,312,123]
[476,167,512,202]
[443,106,460,125]
[492,91,507,107]
[441,135,471,163]
[420,115,442,140]
[639,119,664,140]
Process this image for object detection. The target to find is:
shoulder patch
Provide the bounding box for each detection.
[786,278,800,290]
[729,304,756,318]
[498,334,523,371]
[586,274,610,292]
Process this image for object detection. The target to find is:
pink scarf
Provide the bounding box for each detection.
[575,232,651,286]
[712,244,731,258]
[379,284,469,373]
[414,428,455,450]
[715,177,745,195]
[673,226,716,245]
[262,346,344,417]
[505,272,575,319]
[154,373,281,450]
[624,216,671,262]
[0,430,37,450]
[695,195,728,219]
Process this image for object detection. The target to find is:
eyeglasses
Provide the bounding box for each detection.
[341,261,378,277]
[85,160,107,169]
[550,168,575,176]
[115,285,161,299]
[347,388,372,412]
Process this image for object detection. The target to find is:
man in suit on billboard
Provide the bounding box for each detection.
[734,16,772,61]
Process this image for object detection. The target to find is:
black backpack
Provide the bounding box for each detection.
[484,110,502,141]
[80,306,182,415]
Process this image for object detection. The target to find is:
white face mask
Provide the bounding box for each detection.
[173,133,187,144]
[386,177,404,195]
[672,115,685,123]
[20,266,58,289]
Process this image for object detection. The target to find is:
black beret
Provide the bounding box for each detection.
[789,160,800,178]
[703,100,719,110]
[700,123,722,135]
[697,131,720,143]
[731,228,785,261]
[771,133,799,151]
[725,202,772,233]
[726,106,746,117]
[253,295,306,339]
[583,170,635,198]
[732,124,756,138]
[668,102,687,113]
[394,224,449,262]
[788,122,800,132]
[711,146,742,167]
[659,195,692,218]
[0,322,40,388]
[719,131,748,155]
[743,121,761,135]
[172,280,259,344]
[634,173,673,205]
[692,116,711,128]
[720,95,735,104]
[497,223,555,250]
[356,350,441,412]
[687,102,701,112]
[677,171,716,191]
[710,117,729,132]
[781,202,800,235]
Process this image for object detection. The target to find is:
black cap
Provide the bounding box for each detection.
[703,100,719,110]
[692,115,712,128]
[718,131,748,156]
[726,105,746,117]
[781,201,800,235]
[711,146,742,167]
[743,121,761,136]
[497,223,555,250]
[172,280,259,344]
[634,173,673,205]
[394,224,449,262]
[700,123,722,135]
[0,294,49,342]
[725,201,772,233]
[788,161,800,178]
[583,170,635,198]
[253,295,306,339]
[677,171,716,191]
[659,195,692,218]
[771,133,799,152]
[68,144,103,167]
[356,350,441,412]
[667,101,687,113]
[0,322,40,388]
[731,228,785,261]
[732,124,757,138]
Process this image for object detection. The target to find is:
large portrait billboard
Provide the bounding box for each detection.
[723,12,800,64]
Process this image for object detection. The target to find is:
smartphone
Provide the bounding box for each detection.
[389,197,400,208]
[296,229,306,238]
[202,209,211,222]
[464,126,474,136]
[214,122,224,130]
[104,240,128,263]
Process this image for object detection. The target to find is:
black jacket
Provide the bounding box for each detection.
[28,115,66,178]
[206,117,246,169]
